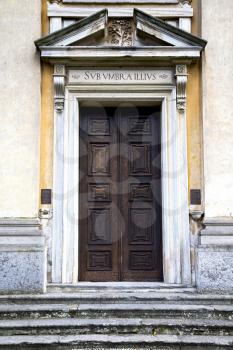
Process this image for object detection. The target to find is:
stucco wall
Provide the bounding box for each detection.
[0,0,41,217]
[202,0,233,217]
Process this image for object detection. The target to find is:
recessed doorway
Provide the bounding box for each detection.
[79,104,163,281]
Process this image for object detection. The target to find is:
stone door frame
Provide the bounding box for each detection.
[51,71,191,285]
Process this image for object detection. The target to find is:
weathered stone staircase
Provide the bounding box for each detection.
[0,284,233,349]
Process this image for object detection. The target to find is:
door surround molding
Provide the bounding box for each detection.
[52,75,191,285]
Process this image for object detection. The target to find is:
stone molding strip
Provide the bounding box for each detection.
[200,217,233,245]
[0,236,45,252]
[61,0,179,3]
[0,218,42,236]
[0,218,40,226]
[47,5,193,19]
[202,218,233,234]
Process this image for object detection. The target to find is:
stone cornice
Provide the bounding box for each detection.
[47,5,193,19]
[48,0,191,3]
[59,0,179,3]
[0,218,40,227]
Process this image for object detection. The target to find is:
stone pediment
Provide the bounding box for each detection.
[36,9,108,47]
[134,9,205,48]
[35,8,206,62]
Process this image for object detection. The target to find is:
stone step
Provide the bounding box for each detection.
[1,292,233,305]
[48,282,195,290]
[0,317,233,337]
[47,283,196,294]
[1,303,233,320]
[0,334,233,349]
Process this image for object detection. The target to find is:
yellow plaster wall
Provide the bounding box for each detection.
[186,0,202,201]
[40,0,53,205]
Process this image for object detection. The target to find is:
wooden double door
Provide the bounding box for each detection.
[79,105,163,281]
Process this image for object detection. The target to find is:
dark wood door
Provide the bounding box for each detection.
[79,106,163,281]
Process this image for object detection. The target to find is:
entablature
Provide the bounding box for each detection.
[36,5,206,113]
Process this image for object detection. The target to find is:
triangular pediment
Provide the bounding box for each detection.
[134,9,206,48]
[35,9,108,47]
[35,8,206,49]
[35,8,206,62]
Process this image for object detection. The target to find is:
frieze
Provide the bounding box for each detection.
[68,69,173,85]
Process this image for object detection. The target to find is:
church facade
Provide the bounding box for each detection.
[0,0,233,294]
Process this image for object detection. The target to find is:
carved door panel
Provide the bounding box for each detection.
[79,107,119,281]
[118,107,163,281]
[79,106,162,281]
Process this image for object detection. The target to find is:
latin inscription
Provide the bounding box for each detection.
[69,69,173,85]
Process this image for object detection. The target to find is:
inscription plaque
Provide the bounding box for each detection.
[69,68,173,85]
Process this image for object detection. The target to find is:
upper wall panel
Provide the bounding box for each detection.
[47,0,193,19]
